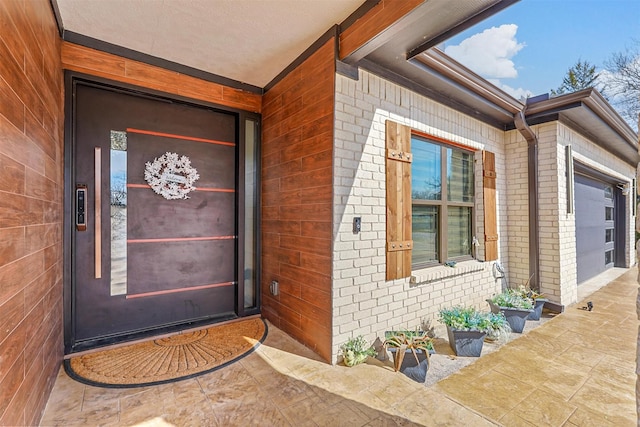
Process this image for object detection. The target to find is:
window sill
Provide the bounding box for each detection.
[409,260,486,287]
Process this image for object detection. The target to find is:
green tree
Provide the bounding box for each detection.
[550,59,600,96]
[604,40,640,130]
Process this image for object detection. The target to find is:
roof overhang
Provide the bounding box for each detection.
[341,0,522,128]
[53,0,366,89]
[339,0,638,165]
[523,90,639,166]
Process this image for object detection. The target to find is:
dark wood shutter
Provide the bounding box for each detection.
[482,150,498,261]
[386,120,413,280]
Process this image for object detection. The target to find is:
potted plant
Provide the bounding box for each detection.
[484,312,512,343]
[383,331,432,382]
[384,330,435,354]
[487,289,534,333]
[438,306,498,357]
[340,335,376,367]
[517,286,547,321]
[513,275,547,321]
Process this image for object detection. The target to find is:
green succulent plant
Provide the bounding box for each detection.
[485,312,512,342]
[340,335,376,367]
[491,289,534,310]
[384,330,434,351]
[383,331,433,372]
[438,306,508,334]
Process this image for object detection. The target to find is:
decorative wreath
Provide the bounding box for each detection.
[144,152,200,200]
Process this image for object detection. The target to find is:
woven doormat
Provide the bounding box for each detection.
[64,318,267,388]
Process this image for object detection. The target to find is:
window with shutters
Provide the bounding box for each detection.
[411,135,475,268]
[386,120,497,280]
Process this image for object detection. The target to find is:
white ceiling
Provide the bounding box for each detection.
[55,0,364,88]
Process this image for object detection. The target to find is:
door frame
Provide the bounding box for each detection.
[63,71,261,353]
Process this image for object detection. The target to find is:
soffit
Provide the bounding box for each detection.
[347,0,522,128]
[524,90,640,165]
[54,0,363,88]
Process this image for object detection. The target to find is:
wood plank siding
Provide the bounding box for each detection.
[339,0,423,60]
[0,0,64,425]
[261,39,335,362]
[385,121,413,280]
[483,150,498,261]
[61,43,262,113]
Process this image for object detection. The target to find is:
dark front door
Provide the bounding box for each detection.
[68,81,241,352]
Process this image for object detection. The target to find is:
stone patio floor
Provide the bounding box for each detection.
[41,268,638,426]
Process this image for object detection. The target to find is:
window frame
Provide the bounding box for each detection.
[410,132,476,270]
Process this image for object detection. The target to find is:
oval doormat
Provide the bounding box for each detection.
[64,318,267,388]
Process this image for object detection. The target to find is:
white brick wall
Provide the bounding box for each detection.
[332,70,508,361]
[536,123,567,303]
[506,121,636,307]
[555,122,636,302]
[504,129,530,287]
[331,70,636,362]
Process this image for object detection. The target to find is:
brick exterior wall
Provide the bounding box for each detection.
[504,129,530,289]
[332,70,509,361]
[536,122,568,303]
[505,120,636,307]
[331,70,636,360]
[553,122,636,305]
[0,1,64,425]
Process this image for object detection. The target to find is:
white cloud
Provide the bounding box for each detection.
[487,79,533,101]
[445,24,525,79]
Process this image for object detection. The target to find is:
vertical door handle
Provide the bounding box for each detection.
[95,147,102,279]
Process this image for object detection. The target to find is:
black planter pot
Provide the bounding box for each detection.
[500,307,533,333]
[486,300,533,333]
[527,298,547,321]
[387,348,430,383]
[446,326,486,357]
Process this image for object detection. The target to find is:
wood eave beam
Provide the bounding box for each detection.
[339,0,425,63]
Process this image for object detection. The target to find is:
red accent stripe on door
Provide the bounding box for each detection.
[126,281,234,299]
[196,187,235,193]
[126,128,236,147]
[128,236,236,244]
[126,183,235,192]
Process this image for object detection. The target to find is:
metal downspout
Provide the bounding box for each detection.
[514,110,540,291]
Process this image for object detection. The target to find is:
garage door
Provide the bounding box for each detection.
[574,173,615,284]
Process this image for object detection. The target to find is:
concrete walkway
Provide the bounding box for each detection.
[41,269,638,426]
[434,267,638,426]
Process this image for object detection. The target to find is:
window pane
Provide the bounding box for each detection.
[605,250,614,265]
[605,228,614,243]
[244,119,258,309]
[447,148,474,202]
[412,140,441,200]
[605,207,614,221]
[110,130,127,297]
[412,205,439,264]
[447,207,472,258]
[604,186,613,200]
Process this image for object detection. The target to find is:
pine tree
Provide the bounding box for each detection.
[550,60,600,96]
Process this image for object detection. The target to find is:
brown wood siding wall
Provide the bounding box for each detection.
[339,0,423,60]
[261,39,335,362]
[0,1,64,425]
[61,42,262,113]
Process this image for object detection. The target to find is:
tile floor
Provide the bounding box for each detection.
[40,268,639,426]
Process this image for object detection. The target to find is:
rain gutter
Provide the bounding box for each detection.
[514,110,541,292]
[513,110,565,313]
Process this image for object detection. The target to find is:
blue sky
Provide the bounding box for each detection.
[443,0,640,100]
